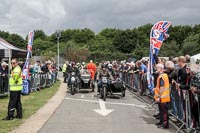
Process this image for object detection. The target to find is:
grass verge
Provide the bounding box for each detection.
[0,81,61,133]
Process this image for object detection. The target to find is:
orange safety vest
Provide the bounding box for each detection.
[154,73,170,103]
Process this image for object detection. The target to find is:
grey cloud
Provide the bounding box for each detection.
[0,0,200,37]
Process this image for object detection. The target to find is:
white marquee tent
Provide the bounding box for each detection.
[191,53,200,63]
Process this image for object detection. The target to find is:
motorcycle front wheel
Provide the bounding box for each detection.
[71,84,75,95]
[103,86,106,101]
[122,87,125,97]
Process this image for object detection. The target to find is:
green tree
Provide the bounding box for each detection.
[181,34,200,55]
[7,34,26,49]
[99,28,120,40]
[0,31,10,39]
[88,35,115,52]
[60,41,90,61]
[73,28,95,43]
[32,38,55,56]
[168,25,192,49]
[34,30,47,40]
[59,29,74,43]
[159,41,180,57]
[193,24,200,34]
[132,47,149,59]
[113,29,137,53]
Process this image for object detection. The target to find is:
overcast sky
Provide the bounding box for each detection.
[0,0,200,37]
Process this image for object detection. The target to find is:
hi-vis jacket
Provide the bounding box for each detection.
[9,66,23,91]
[62,64,67,73]
[154,73,170,103]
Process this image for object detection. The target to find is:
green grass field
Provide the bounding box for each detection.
[0,81,61,133]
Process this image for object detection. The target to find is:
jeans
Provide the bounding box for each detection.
[97,80,111,93]
[134,74,139,90]
[177,92,184,120]
[169,86,178,116]
[140,74,148,94]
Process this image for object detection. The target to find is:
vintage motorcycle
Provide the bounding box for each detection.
[69,72,80,95]
[100,76,108,101]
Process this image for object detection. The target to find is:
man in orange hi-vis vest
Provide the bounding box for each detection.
[154,63,170,129]
[86,60,96,80]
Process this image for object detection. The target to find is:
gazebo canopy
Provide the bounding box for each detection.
[0,38,27,58]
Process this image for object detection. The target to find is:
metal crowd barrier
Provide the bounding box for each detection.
[0,75,9,96]
[0,72,57,96]
[30,72,57,92]
[120,71,200,133]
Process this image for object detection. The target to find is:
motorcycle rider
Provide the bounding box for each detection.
[82,62,86,69]
[97,64,114,94]
[67,62,81,88]
[107,63,115,77]
[76,62,82,70]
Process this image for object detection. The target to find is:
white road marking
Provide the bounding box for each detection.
[94,99,114,116]
[91,94,94,98]
[81,95,84,98]
[64,97,147,108]
[106,101,147,108]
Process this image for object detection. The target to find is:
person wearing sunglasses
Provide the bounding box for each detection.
[2,58,23,120]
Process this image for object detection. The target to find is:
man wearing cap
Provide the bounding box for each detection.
[2,58,23,120]
[154,63,170,129]
[0,62,8,73]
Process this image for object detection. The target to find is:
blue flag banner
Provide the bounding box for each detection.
[21,31,34,94]
[147,21,171,93]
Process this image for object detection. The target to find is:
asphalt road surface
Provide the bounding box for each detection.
[39,85,176,133]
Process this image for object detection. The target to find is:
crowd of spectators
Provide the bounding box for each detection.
[93,54,200,130]
[0,59,58,95]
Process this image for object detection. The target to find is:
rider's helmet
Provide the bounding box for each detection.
[71,62,76,67]
[101,64,106,71]
[108,64,113,70]
[77,62,80,67]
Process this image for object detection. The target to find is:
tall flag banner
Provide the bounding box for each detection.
[21,31,34,94]
[147,21,171,93]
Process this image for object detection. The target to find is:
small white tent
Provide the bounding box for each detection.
[191,53,200,63]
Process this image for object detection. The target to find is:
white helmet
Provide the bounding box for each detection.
[108,64,113,68]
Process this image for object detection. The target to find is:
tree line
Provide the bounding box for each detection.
[1,24,200,62]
